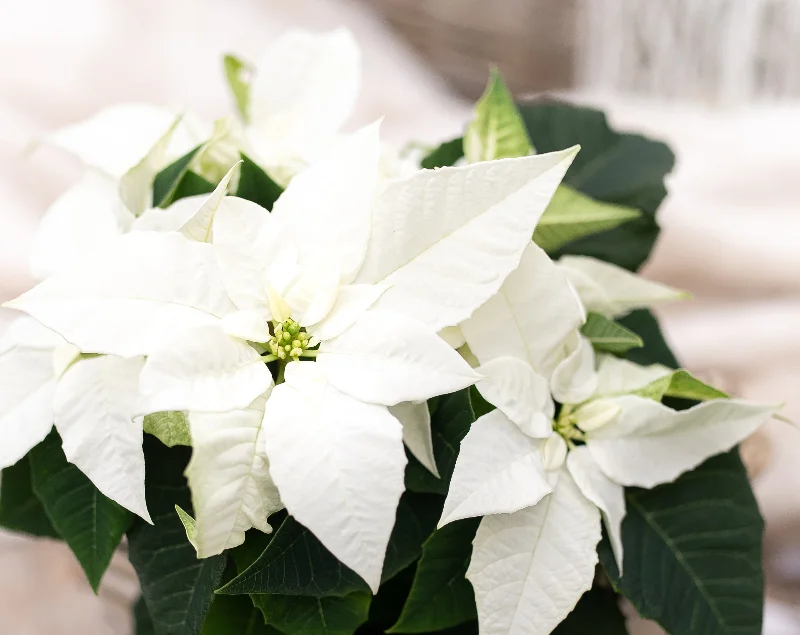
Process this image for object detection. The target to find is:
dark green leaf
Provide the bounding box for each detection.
[128,436,227,635]
[382,492,443,584]
[202,594,281,635]
[30,430,132,591]
[219,514,369,597]
[251,592,371,635]
[600,450,763,635]
[0,454,58,539]
[152,145,205,208]
[618,309,679,368]
[581,312,643,355]
[223,55,252,122]
[135,596,157,635]
[171,172,216,202]
[405,390,475,495]
[388,518,479,633]
[237,154,283,211]
[552,585,628,635]
[420,138,464,169]
[520,100,674,270]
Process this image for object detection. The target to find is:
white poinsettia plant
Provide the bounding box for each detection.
[0,28,783,635]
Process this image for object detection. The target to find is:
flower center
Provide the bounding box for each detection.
[553,404,586,446]
[267,318,316,361]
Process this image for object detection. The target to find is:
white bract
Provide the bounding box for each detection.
[7,120,576,590]
[442,248,778,635]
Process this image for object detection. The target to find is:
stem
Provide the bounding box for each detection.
[276,361,286,385]
[299,350,318,358]
[261,354,278,363]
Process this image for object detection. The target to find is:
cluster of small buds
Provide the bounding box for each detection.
[553,405,586,447]
[268,318,318,361]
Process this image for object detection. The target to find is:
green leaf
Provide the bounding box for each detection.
[520,100,674,271]
[634,369,728,403]
[219,514,369,597]
[405,390,475,495]
[128,436,227,635]
[172,171,216,202]
[420,138,464,169]
[552,586,627,635]
[144,411,191,447]
[176,505,197,547]
[237,153,284,211]
[464,68,532,162]
[0,454,58,539]
[388,518,479,633]
[251,592,371,635]
[29,430,132,591]
[534,186,641,253]
[581,312,643,355]
[223,54,252,122]
[152,145,206,208]
[600,450,763,635]
[202,594,281,635]
[618,309,679,368]
[382,492,443,584]
[135,596,157,635]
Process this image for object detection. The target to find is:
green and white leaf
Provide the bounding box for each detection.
[390,401,439,477]
[30,431,132,591]
[223,54,252,122]
[175,505,197,548]
[143,411,191,447]
[464,68,532,163]
[534,186,641,253]
[581,312,643,355]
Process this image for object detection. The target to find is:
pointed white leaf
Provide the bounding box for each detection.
[220,309,271,343]
[132,195,206,233]
[467,470,601,635]
[7,232,236,358]
[30,171,133,280]
[0,330,57,468]
[309,284,387,342]
[587,395,778,488]
[47,103,178,178]
[139,325,272,414]
[54,355,150,521]
[476,357,553,438]
[550,333,597,404]
[572,399,621,433]
[460,241,585,376]
[567,446,625,572]
[440,410,549,527]
[248,28,360,166]
[594,354,672,397]
[187,392,283,557]
[179,162,241,242]
[541,434,568,471]
[389,401,439,477]
[558,255,688,318]
[357,148,578,332]
[317,310,480,406]
[262,362,406,592]
[271,123,380,284]
[0,316,65,354]
[439,326,466,350]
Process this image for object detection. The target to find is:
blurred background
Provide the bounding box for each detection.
[1,0,800,633]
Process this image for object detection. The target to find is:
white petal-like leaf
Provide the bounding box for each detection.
[389,401,439,477]
[357,148,578,332]
[440,410,550,527]
[54,355,150,521]
[476,357,553,438]
[558,255,687,318]
[248,28,360,167]
[47,103,178,178]
[7,232,237,358]
[271,123,380,284]
[220,309,272,343]
[567,446,625,572]
[317,310,480,406]
[187,392,282,557]
[594,354,672,397]
[0,325,58,469]
[550,333,597,404]
[309,284,387,342]
[132,195,205,233]
[139,325,272,414]
[179,162,241,243]
[30,171,133,280]
[467,470,601,635]
[460,241,585,377]
[587,395,778,488]
[262,362,406,592]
